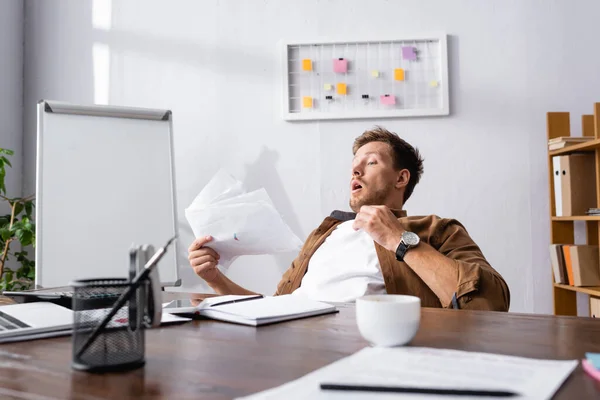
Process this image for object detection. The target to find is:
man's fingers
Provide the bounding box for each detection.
[352,215,366,231]
[193,261,218,276]
[190,254,218,267]
[188,247,220,261]
[188,235,213,252]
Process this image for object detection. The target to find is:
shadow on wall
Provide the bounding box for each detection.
[175,146,304,288]
[243,146,304,275]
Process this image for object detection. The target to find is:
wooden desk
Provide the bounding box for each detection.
[0,294,599,399]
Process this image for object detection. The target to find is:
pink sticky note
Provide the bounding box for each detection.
[380,95,396,105]
[333,58,348,73]
[402,46,417,61]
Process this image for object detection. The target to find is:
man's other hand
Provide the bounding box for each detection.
[188,236,221,283]
[353,205,405,252]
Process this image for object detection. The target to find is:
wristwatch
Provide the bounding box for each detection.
[395,231,420,262]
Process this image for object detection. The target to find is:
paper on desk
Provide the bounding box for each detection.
[185,169,302,269]
[237,347,577,400]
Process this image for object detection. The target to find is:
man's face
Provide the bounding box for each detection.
[349,141,401,212]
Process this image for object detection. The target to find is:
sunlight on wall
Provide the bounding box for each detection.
[92,43,110,105]
[92,0,112,105]
[92,0,112,30]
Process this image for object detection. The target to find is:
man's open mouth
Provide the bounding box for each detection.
[351,180,363,193]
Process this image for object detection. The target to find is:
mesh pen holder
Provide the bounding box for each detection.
[71,278,149,372]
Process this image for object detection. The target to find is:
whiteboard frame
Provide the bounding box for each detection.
[281,33,450,121]
[35,100,181,288]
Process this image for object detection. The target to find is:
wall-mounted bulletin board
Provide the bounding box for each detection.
[281,34,449,121]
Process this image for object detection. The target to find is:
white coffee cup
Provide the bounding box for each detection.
[356,294,421,347]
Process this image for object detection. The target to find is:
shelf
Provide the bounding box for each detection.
[554,283,600,297]
[549,138,600,156]
[552,216,600,221]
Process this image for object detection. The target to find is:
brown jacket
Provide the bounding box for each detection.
[275,210,510,311]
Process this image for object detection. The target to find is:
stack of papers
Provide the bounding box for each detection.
[185,169,302,269]
[238,347,578,399]
[548,136,593,150]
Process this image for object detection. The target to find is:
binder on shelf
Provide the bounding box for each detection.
[552,157,563,216]
[549,244,567,284]
[563,245,575,286]
[552,154,597,217]
[591,297,600,318]
[569,246,600,287]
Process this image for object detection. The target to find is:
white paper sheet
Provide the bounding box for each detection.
[185,170,302,269]
[238,347,578,400]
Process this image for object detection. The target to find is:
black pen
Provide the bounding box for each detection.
[209,295,264,307]
[320,383,518,397]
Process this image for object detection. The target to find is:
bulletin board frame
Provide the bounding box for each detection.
[281,34,450,121]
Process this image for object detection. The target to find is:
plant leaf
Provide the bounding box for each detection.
[25,202,33,218]
[0,227,11,241]
[0,167,5,195]
[17,230,33,247]
[0,156,11,168]
[0,149,14,156]
[13,202,24,217]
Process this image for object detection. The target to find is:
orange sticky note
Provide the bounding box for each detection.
[302,59,312,71]
[302,96,313,108]
[337,83,347,95]
[394,68,405,81]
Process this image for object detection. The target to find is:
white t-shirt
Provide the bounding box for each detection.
[292,220,387,302]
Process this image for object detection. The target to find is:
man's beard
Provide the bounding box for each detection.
[349,186,392,212]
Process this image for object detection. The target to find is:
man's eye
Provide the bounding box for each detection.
[367,161,376,165]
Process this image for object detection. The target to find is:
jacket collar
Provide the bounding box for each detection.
[330,209,407,222]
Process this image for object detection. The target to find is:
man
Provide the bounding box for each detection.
[188,127,510,311]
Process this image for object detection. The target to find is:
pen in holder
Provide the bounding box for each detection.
[71,278,148,372]
[71,236,176,372]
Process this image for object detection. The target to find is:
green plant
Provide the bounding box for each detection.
[0,148,35,291]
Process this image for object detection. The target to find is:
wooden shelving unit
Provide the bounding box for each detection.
[548,104,600,316]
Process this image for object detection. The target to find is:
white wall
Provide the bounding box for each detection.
[0,0,24,203]
[22,0,600,313]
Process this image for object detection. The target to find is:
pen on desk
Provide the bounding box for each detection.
[210,295,264,307]
[319,383,518,397]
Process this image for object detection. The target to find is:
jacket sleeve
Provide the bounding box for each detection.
[274,255,302,296]
[433,219,510,311]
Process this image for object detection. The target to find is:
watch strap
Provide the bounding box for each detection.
[395,241,409,262]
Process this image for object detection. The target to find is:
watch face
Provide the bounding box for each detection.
[402,231,420,246]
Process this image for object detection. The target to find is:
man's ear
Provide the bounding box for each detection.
[395,169,410,189]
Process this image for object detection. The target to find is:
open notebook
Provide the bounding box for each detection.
[163,294,338,326]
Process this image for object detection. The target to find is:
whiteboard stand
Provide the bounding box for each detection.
[36,100,181,288]
[281,33,450,121]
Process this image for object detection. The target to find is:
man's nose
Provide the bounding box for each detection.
[352,167,361,177]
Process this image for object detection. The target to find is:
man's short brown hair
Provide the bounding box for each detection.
[352,126,424,203]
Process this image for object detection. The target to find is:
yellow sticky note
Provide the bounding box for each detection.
[302,59,312,71]
[324,83,332,91]
[371,70,379,78]
[430,80,439,87]
[302,96,313,108]
[394,69,405,81]
[337,83,347,95]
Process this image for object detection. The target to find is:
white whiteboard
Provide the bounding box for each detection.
[281,34,449,121]
[36,101,180,288]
